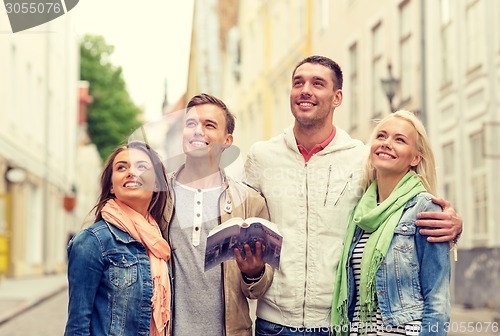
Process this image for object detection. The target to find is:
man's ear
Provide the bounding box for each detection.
[224,134,233,147]
[332,88,343,109]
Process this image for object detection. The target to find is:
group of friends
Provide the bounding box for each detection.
[64,55,462,336]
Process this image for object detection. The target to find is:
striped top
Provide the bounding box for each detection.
[349,231,422,335]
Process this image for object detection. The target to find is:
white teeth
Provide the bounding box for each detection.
[191,140,208,147]
[125,182,140,188]
[378,153,394,159]
[299,102,313,107]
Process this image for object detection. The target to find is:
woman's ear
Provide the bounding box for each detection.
[410,155,422,167]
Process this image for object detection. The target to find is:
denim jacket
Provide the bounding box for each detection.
[346,193,451,336]
[65,220,159,336]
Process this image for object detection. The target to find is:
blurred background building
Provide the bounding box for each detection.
[186,0,500,310]
[0,16,79,277]
[0,11,102,280]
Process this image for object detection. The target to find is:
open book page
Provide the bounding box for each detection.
[204,217,282,271]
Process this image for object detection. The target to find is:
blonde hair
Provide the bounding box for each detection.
[361,110,437,194]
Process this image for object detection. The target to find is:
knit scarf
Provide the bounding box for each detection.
[331,172,426,335]
[102,199,171,336]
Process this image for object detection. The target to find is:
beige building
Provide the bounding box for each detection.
[0,15,79,277]
[189,0,500,310]
[314,0,500,309]
[229,0,313,155]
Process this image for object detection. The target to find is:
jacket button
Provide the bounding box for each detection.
[402,225,408,232]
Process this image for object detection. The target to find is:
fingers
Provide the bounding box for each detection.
[423,234,455,243]
[236,242,265,277]
[234,247,244,263]
[430,197,448,209]
[416,211,453,222]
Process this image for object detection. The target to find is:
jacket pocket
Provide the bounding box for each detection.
[109,253,139,288]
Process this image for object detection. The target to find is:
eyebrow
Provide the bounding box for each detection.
[379,130,409,138]
[114,160,128,166]
[293,75,327,82]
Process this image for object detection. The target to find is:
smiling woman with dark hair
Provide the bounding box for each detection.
[65,141,172,336]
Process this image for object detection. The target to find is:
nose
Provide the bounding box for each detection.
[300,82,312,97]
[194,124,204,136]
[381,138,392,148]
[128,166,139,177]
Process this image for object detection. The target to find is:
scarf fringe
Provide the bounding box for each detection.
[333,299,350,336]
[151,276,170,336]
[358,250,385,335]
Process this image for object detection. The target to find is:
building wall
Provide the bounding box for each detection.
[229,0,312,156]
[315,0,500,309]
[0,13,79,277]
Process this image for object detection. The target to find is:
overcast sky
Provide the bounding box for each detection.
[74,0,194,121]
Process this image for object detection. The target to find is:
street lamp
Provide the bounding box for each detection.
[380,63,400,113]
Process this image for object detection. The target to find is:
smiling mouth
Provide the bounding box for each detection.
[377,152,395,159]
[298,102,315,107]
[124,181,142,188]
[189,140,208,147]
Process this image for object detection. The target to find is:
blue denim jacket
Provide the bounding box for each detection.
[346,193,451,336]
[65,220,156,336]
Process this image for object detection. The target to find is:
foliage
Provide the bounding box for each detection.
[80,34,141,160]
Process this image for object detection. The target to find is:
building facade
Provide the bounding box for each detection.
[321,0,500,309]
[0,15,79,277]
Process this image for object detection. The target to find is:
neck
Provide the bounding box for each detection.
[293,123,333,152]
[178,157,222,189]
[117,199,149,219]
[376,171,409,203]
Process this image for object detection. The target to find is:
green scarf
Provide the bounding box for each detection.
[331,172,426,334]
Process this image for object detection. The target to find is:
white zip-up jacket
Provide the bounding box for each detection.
[244,125,367,328]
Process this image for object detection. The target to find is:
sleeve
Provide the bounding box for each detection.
[64,230,105,336]
[415,199,451,336]
[240,263,274,299]
[244,145,262,193]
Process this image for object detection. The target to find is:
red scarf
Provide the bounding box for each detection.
[102,199,171,336]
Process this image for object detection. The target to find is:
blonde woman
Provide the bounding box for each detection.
[332,111,450,336]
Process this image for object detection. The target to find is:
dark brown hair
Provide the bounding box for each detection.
[93,141,169,232]
[292,55,343,90]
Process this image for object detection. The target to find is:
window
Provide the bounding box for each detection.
[465,0,484,70]
[440,0,452,85]
[315,0,329,32]
[349,43,359,130]
[9,45,18,127]
[372,23,384,117]
[442,143,456,209]
[399,0,414,102]
[470,131,488,238]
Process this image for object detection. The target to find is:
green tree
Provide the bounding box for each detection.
[80,34,142,160]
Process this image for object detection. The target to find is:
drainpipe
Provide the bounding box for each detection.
[420,0,427,127]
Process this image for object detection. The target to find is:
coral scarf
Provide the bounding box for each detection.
[102,199,171,336]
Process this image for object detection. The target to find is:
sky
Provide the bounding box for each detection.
[73,0,194,122]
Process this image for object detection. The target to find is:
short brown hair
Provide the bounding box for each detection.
[292,55,343,89]
[186,93,235,134]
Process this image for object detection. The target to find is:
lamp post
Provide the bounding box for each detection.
[380,63,400,113]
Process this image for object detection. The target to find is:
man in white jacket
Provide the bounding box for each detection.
[244,55,462,336]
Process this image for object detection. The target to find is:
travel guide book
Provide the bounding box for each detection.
[204,217,283,271]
